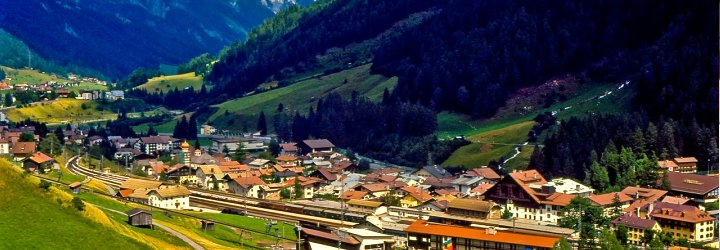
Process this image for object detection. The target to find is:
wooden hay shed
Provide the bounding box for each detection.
[68,182,82,194]
[201,220,215,231]
[126,208,153,228]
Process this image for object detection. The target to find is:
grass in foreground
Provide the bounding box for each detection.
[136,72,203,93]
[5,98,117,124]
[0,159,150,249]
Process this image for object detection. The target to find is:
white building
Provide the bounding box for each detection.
[127,185,191,210]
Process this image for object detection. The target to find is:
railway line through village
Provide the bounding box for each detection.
[65,155,361,229]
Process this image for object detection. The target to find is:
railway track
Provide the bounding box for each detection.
[190,196,357,228]
[67,156,360,228]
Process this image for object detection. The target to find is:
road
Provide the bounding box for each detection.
[93,205,205,250]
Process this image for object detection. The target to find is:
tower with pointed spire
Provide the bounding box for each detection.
[181,140,191,166]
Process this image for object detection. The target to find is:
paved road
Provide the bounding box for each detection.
[93,205,205,250]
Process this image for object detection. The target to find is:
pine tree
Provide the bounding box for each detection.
[232,141,246,161]
[589,161,610,191]
[4,93,12,107]
[147,126,158,136]
[257,111,267,135]
[188,115,198,140]
[194,140,201,149]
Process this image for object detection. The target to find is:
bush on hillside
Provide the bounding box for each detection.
[72,197,85,211]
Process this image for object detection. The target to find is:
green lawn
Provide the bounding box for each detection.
[1,66,65,84]
[76,191,293,249]
[137,72,203,93]
[0,159,150,250]
[132,118,176,134]
[442,121,536,169]
[209,63,396,131]
[5,98,117,124]
[439,81,635,170]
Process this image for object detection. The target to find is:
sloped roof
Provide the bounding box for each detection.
[658,160,679,168]
[507,170,547,204]
[340,190,368,200]
[362,183,389,192]
[418,165,451,178]
[302,228,359,245]
[231,176,266,188]
[197,165,223,175]
[400,186,433,202]
[588,192,633,206]
[470,183,495,195]
[447,198,498,212]
[279,143,297,151]
[125,208,152,217]
[26,152,53,164]
[347,199,383,208]
[120,179,162,190]
[12,142,36,154]
[621,186,667,202]
[316,168,336,181]
[404,221,558,248]
[666,171,719,195]
[645,202,714,223]
[612,214,657,229]
[660,196,690,205]
[542,193,576,206]
[276,155,298,162]
[140,135,176,144]
[150,185,191,198]
[302,139,335,149]
[673,157,698,164]
[468,167,501,179]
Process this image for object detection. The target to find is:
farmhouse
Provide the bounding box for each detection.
[22,152,54,173]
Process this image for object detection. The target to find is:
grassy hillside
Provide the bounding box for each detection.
[1,66,108,91]
[136,73,203,93]
[4,98,117,124]
[0,159,152,249]
[441,81,636,169]
[210,63,396,130]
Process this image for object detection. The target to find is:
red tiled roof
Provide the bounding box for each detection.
[340,190,367,200]
[507,170,547,204]
[612,213,657,229]
[302,228,359,245]
[68,182,82,188]
[658,160,679,168]
[645,202,714,223]
[468,167,501,179]
[362,183,389,192]
[543,193,576,206]
[470,183,495,195]
[400,186,433,202]
[302,139,335,149]
[673,157,698,164]
[620,186,667,202]
[661,196,690,205]
[405,221,559,248]
[12,141,36,154]
[231,176,266,188]
[27,152,53,164]
[666,172,719,195]
[589,192,633,206]
[276,155,298,162]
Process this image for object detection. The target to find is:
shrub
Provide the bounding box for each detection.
[39,180,52,190]
[72,197,85,211]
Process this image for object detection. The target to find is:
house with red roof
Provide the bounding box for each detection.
[588,192,634,216]
[22,152,54,173]
[664,171,718,204]
[227,176,266,198]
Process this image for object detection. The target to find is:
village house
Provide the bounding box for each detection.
[11,141,36,161]
[127,185,191,210]
[611,213,662,246]
[640,202,715,243]
[22,152,54,173]
[665,171,718,204]
[0,138,10,154]
[465,167,502,183]
[358,183,391,198]
[279,142,299,155]
[445,198,501,219]
[346,199,386,215]
[340,190,371,200]
[414,165,452,180]
[200,125,216,135]
[196,165,224,189]
[227,176,266,198]
[484,170,576,225]
[135,135,180,154]
[300,139,335,153]
[542,178,594,197]
[276,155,301,167]
[248,158,272,169]
[451,174,483,194]
[588,192,634,217]
[166,165,197,184]
[398,186,433,208]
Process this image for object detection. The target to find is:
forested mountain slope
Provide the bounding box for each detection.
[0,0,278,78]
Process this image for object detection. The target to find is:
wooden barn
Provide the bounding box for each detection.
[68,182,82,194]
[125,208,153,228]
[22,152,54,174]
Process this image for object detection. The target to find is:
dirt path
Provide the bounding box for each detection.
[94,205,205,250]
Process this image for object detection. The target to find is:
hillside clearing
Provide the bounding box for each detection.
[442,121,536,169]
[209,63,396,131]
[4,98,117,124]
[137,72,203,93]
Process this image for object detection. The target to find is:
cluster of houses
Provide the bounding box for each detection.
[0,126,57,173]
[42,126,716,249]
